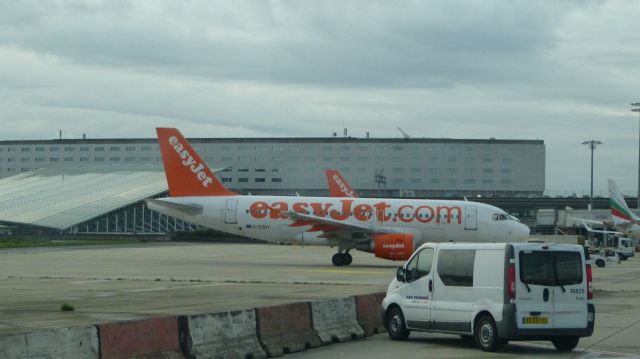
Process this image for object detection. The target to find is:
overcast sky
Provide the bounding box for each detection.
[1,1,639,196]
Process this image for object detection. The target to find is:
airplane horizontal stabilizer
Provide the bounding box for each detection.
[145,198,203,216]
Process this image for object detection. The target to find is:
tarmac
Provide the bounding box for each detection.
[1,242,640,358]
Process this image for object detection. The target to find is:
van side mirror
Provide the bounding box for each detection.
[396,267,406,282]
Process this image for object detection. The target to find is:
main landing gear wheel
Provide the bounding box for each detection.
[331,252,353,266]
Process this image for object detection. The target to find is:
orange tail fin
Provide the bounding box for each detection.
[325,169,358,198]
[156,128,237,197]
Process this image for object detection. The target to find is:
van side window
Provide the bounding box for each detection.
[405,248,434,283]
[437,249,475,287]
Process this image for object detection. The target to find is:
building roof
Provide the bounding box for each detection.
[0,137,544,145]
[0,166,167,230]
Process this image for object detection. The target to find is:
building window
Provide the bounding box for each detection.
[95,157,105,161]
[482,179,494,185]
[49,147,59,152]
[110,146,120,151]
[255,178,266,182]
[221,178,232,183]
[125,146,136,151]
[238,178,249,183]
[79,157,89,162]
[140,156,151,161]
[20,158,30,162]
[125,157,136,161]
[238,168,249,172]
[110,157,120,161]
[35,157,45,162]
[271,168,279,172]
[255,168,265,172]
[21,147,31,152]
[35,147,45,152]
[64,157,74,162]
[464,179,475,184]
[7,158,16,162]
[95,147,105,152]
[79,147,89,151]
[141,146,151,151]
[272,178,282,182]
[49,157,59,162]
[64,147,74,152]
[483,168,493,174]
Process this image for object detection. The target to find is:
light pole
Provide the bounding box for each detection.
[632,103,640,210]
[582,140,603,210]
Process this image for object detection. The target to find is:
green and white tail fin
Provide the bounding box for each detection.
[608,178,639,223]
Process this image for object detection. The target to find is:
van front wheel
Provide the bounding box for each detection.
[551,336,579,351]
[386,307,410,341]
[475,315,501,352]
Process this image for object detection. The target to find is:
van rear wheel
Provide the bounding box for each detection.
[386,307,410,341]
[475,315,501,352]
[551,336,579,351]
[595,258,605,267]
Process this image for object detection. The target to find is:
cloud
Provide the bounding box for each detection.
[0,1,639,194]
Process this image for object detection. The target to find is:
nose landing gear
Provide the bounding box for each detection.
[331,251,353,266]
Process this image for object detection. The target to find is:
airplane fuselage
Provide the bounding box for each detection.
[148,195,530,249]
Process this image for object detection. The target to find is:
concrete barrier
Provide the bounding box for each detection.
[310,297,364,344]
[0,326,99,359]
[256,302,321,356]
[355,292,386,336]
[179,309,266,359]
[98,316,182,359]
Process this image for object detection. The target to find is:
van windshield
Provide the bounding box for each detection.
[519,251,583,287]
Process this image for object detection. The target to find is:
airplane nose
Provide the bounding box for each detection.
[516,222,530,240]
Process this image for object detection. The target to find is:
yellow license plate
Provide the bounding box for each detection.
[523,316,548,324]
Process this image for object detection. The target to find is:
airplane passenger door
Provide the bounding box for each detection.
[225,199,238,224]
[464,206,477,230]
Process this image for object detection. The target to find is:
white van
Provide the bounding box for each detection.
[381,242,595,352]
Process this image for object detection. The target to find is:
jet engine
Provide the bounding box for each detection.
[372,233,414,261]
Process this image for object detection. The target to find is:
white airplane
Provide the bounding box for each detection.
[147,128,530,266]
[574,179,640,240]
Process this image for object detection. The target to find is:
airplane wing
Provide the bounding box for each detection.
[571,218,623,235]
[285,211,398,241]
[570,218,604,225]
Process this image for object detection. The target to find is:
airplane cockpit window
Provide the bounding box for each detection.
[492,213,510,221]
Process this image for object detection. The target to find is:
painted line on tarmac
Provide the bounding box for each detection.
[518,342,638,357]
[301,269,387,274]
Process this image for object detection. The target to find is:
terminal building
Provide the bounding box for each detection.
[0,134,550,235]
[0,135,545,197]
